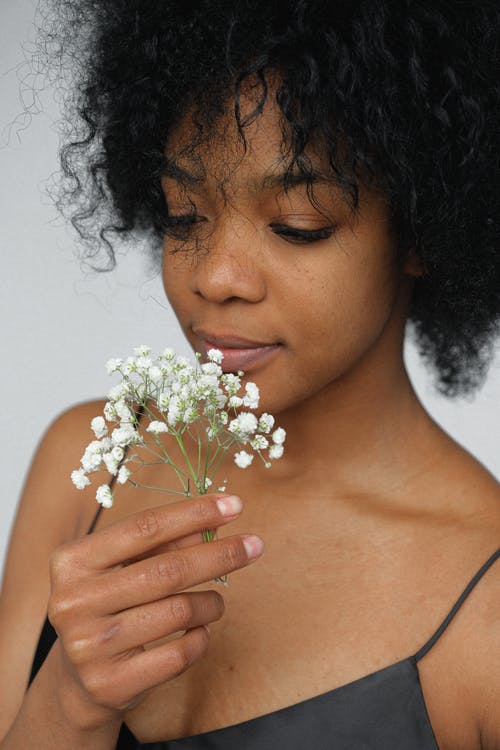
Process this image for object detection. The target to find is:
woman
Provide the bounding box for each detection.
[1,2,499,748]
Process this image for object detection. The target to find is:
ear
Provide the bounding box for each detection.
[402,247,426,277]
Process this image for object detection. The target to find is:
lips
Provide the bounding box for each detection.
[193,328,281,373]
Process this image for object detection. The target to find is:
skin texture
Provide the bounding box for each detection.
[161,82,431,504]
[1,81,500,750]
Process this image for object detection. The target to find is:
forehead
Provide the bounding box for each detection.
[163,81,335,196]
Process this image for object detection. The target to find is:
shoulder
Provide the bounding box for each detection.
[15,398,110,540]
[1,397,109,600]
[414,442,500,750]
[462,479,500,750]
[447,452,500,750]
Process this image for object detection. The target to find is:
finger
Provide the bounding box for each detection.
[86,591,225,657]
[77,494,243,570]
[95,626,210,709]
[124,529,219,565]
[90,533,263,613]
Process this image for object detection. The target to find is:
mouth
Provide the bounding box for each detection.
[193,328,282,373]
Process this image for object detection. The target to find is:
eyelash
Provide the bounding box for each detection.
[162,215,335,244]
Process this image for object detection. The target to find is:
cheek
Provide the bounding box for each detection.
[284,244,402,382]
[161,253,193,322]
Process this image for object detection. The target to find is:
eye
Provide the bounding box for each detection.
[161,214,206,244]
[270,224,336,244]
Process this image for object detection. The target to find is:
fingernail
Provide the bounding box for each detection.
[216,495,243,517]
[241,534,264,560]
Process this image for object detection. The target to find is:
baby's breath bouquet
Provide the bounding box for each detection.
[71,345,285,583]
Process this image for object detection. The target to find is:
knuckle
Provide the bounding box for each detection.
[153,554,189,589]
[190,498,215,524]
[134,508,162,539]
[48,544,75,579]
[64,635,93,665]
[220,540,245,570]
[166,643,192,677]
[169,596,194,627]
[47,593,75,627]
[79,666,112,706]
[210,591,225,617]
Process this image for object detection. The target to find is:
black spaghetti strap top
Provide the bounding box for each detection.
[26,404,500,748]
[28,544,500,749]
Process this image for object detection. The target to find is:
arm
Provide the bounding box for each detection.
[0,400,122,747]
[0,402,261,748]
[0,401,105,736]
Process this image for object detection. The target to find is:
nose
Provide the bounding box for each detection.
[189,214,267,304]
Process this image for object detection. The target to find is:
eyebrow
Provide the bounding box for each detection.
[162,158,337,193]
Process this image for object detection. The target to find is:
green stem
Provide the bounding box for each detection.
[172,430,201,493]
[127,479,189,496]
[208,447,227,481]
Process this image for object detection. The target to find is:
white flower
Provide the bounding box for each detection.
[111,425,142,447]
[147,420,169,434]
[91,416,108,438]
[148,365,163,383]
[207,348,224,364]
[269,444,284,459]
[102,452,119,475]
[74,344,286,514]
[221,373,241,394]
[183,407,199,423]
[133,345,151,357]
[234,450,254,468]
[111,445,125,462]
[115,400,134,422]
[108,383,130,401]
[104,401,117,421]
[117,465,131,485]
[96,484,114,508]
[167,396,181,426]
[81,442,104,471]
[206,424,219,439]
[158,393,170,411]
[71,468,90,490]
[201,361,222,376]
[242,382,260,409]
[105,358,122,374]
[250,435,269,450]
[258,413,275,433]
[272,427,286,445]
[237,412,258,434]
[136,356,152,372]
[123,356,137,374]
[228,412,258,437]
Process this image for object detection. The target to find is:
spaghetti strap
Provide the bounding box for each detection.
[84,402,146,536]
[414,546,500,662]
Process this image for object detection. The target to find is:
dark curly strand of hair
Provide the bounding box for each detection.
[35,0,500,398]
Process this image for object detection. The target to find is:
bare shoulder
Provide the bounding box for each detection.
[462,461,500,750]
[0,398,107,739]
[436,440,500,750]
[7,398,110,547]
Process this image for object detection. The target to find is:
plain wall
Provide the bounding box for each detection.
[1,0,499,575]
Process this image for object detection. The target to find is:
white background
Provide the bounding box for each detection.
[1,0,499,575]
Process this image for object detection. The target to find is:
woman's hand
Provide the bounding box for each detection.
[45,493,262,731]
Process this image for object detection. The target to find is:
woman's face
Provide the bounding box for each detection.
[161,87,419,417]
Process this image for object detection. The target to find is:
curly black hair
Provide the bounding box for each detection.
[34,0,500,398]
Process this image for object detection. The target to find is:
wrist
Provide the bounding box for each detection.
[47,640,123,735]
